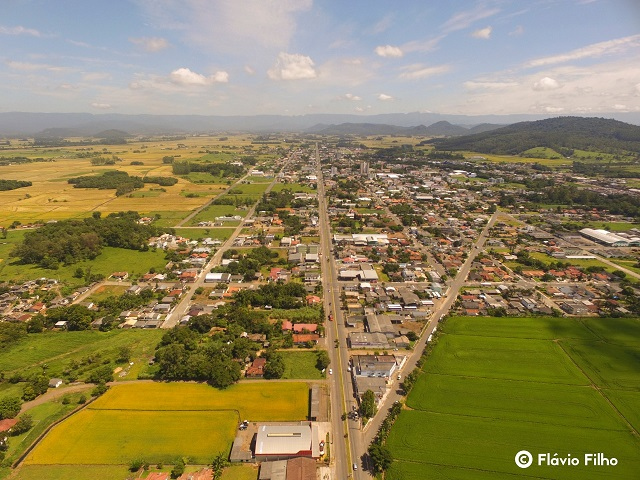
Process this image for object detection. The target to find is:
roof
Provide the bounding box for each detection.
[286,457,316,480]
[0,418,18,432]
[255,424,313,457]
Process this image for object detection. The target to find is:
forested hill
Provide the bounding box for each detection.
[430,117,640,155]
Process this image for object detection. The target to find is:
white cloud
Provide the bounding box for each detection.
[509,25,524,36]
[375,45,403,58]
[399,64,450,80]
[129,37,170,52]
[368,14,394,35]
[138,0,312,55]
[170,67,229,86]
[635,82,640,95]
[613,104,629,111]
[91,102,112,109]
[441,4,500,33]
[0,25,42,37]
[341,93,361,101]
[533,76,561,90]
[377,93,394,101]
[543,106,565,113]
[471,26,492,39]
[525,34,640,68]
[5,61,70,73]
[267,53,317,80]
[244,65,256,75]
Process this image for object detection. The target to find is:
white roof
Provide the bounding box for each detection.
[255,425,312,456]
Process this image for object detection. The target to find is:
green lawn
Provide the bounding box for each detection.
[280,351,324,379]
[271,182,315,193]
[387,316,640,479]
[173,227,235,241]
[188,204,247,226]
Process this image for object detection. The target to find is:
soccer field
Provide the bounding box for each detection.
[386,316,640,480]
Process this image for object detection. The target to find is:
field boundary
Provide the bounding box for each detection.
[555,340,639,438]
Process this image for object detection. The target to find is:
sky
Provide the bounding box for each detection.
[1,0,639,117]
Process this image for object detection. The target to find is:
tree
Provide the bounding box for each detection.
[263,352,285,379]
[171,458,186,478]
[10,414,34,435]
[316,350,330,371]
[368,443,393,473]
[211,452,229,479]
[360,390,377,419]
[0,396,21,419]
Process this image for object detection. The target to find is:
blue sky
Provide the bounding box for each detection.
[1,0,639,116]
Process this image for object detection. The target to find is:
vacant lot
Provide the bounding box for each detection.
[387,316,640,479]
[23,381,308,467]
[280,351,323,379]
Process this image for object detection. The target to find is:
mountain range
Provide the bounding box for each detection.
[1,111,640,137]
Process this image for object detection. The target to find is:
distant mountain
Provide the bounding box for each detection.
[34,127,82,138]
[423,121,468,136]
[431,116,640,155]
[0,111,639,136]
[93,129,131,139]
[306,123,429,135]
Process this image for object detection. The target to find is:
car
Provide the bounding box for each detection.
[353,463,358,470]
[397,374,401,380]
[329,369,333,375]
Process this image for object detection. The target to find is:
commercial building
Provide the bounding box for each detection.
[254,423,320,462]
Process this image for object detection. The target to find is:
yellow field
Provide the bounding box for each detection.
[24,410,236,465]
[0,135,273,226]
[23,381,309,466]
[90,381,309,420]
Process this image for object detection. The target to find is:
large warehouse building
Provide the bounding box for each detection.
[254,423,321,462]
[579,228,640,247]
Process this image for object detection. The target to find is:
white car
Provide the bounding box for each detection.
[329,369,333,375]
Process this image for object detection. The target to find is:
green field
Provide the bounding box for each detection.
[188,204,247,226]
[173,227,235,241]
[280,351,324,379]
[0,329,163,381]
[0,245,168,284]
[387,316,640,479]
[23,382,308,466]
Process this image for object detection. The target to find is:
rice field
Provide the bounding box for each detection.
[23,381,309,466]
[386,316,640,479]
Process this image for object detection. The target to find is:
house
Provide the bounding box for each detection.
[110,271,129,281]
[292,334,320,345]
[48,378,63,388]
[0,418,18,434]
[246,358,267,378]
[354,355,397,378]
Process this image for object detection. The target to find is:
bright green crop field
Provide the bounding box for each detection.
[386,316,640,479]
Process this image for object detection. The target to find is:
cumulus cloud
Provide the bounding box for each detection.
[91,102,112,109]
[471,26,492,39]
[0,25,42,36]
[543,106,565,113]
[341,93,361,101]
[267,52,317,80]
[634,82,640,95]
[399,64,450,80]
[377,93,394,101]
[533,76,561,91]
[170,67,229,86]
[129,36,170,52]
[375,45,403,58]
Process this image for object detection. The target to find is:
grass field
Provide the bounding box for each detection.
[386,316,640,479]
[280,351,324,379]
[23,381,308,466]
[0,245,168,284]
[0,329,163,381]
